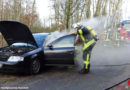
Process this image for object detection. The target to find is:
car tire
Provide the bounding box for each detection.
[29,59,41,75]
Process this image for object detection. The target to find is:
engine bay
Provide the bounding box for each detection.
[0,45,35,61]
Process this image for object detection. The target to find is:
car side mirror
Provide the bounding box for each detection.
[47,44,53,49]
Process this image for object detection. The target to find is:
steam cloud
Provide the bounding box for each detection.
[44,17,130,70]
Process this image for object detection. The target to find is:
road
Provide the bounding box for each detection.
[0,43,130,90]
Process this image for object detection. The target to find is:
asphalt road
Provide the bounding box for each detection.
[0,43,130,90]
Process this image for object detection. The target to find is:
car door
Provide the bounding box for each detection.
[44,34,76,65]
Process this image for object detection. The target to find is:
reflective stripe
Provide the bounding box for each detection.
[83,39,95,51]
[78,29,85,42]
[84,54,90,69]
[86,26,97,36]
[78,28,96,50]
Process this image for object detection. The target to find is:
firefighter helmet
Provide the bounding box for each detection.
[72,23,81,29]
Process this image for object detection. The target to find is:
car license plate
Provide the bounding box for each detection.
[0,64,3,68]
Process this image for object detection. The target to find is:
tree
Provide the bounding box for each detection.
[51,0,122,31]
[0,0,43,32]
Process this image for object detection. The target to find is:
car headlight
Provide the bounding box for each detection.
[8,56,24,62]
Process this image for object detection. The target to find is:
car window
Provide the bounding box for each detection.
[52,35,76,47]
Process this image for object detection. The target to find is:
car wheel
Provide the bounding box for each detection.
[30,59,41,75]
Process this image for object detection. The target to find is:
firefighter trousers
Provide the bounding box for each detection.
[83,43,95,70]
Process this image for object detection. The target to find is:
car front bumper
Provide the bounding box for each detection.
[0,61,27,73]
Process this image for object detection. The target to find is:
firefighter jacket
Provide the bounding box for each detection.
[77,26,97,51]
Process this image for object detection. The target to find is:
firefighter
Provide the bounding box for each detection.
[104,29,111,46]
[105,29,111,41]
[101,31,106,41]
[73,23,98,74]
[115,30,120,47]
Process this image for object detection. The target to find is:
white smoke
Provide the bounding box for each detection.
[43,17,114,71]
[45,17,108,46]
[74,44,84,71]
[44,29,75,46]
[72,16,111,37]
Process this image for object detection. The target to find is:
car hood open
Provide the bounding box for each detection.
[0,21,38,47]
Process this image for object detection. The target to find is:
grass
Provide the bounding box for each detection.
[0,73,17,84]
[0,74,17,84]
[1,77,17,84]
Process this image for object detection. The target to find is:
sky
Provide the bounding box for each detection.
[36,0,51,23]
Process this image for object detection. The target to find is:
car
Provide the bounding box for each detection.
[0,21,77,75]
[0,21,49,74]
[43,33,76,66]
[120,20,130,40]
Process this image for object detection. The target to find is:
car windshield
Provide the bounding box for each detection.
[33,33,49,47]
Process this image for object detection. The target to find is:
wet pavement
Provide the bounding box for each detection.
[0,43,130,90]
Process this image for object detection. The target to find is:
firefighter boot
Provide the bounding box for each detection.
[79,64,90,74]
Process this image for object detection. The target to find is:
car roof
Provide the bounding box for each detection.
[33,33,49,47]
